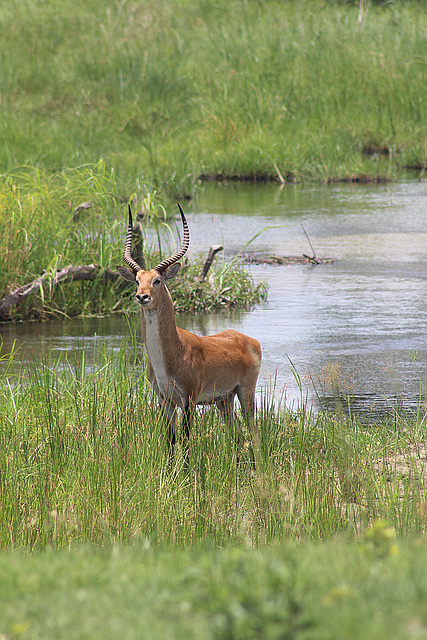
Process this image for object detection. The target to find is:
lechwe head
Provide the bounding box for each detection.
[117,204,262,462]
[116,203,189,311]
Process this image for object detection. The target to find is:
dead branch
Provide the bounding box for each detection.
[72,201,92,222]
[0,265,125,320]
[196,245,223,282]
[131,223,146,270]
[300,223,320,264]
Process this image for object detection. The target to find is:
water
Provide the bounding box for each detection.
[1,180,426,416]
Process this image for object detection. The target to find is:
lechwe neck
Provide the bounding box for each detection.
[140,283,183,372]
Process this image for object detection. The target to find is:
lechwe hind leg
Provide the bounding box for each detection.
[236,384,259,467]
[216,392,235,420]
[216,392,242,437]
[216,391,253,463]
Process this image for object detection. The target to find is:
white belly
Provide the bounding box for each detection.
[144,311,183,405]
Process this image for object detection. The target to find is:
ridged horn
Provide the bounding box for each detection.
[153,203,190,274]
[123,205,143,273]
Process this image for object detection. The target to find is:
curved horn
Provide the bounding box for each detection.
[153,203,190,274]
[123,205,143,273]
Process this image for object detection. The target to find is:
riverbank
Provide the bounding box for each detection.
[1,0,425,198]
[1,339,427,635]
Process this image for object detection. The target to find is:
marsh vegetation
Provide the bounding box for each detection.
[0,0,426,635]
[0,165,267,320]
[1,340,426,551]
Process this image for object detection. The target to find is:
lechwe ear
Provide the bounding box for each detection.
[116,266,137,282]
[163,262,181,282]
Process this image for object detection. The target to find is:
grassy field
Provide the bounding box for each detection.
[0,0,425,197]
[0,0,426,317]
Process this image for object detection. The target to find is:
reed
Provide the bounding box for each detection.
[1,340,426,551]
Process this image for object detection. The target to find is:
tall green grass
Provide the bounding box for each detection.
[0,162,119,288]
[1,339,426,551]
[0,0,425,195]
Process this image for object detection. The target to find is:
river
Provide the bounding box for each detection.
[1,179,426,417]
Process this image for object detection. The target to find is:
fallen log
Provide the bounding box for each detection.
[0,265,124,320]
[241,253,335,266]
[241,223,335,266]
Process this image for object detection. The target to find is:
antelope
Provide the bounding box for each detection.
[117,204,262,452]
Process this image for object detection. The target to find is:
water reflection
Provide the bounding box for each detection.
[1,180,426,416]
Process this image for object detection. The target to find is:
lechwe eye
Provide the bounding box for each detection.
[152,275,162,287]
